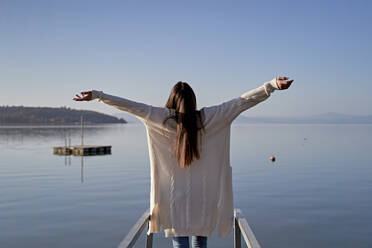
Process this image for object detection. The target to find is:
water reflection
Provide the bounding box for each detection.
[57,152,85,183]
[59,153,112,183]
[64,153,71,166]
[1,124,372,248]
[81,156,84,183]
[0,124,120,183]
[0,124,124,146]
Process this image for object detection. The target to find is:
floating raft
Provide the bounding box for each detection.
[53,145,111,156]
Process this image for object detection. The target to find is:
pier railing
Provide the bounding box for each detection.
[118,208,261,248]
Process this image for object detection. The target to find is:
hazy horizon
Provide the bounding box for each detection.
[1,104,371,119]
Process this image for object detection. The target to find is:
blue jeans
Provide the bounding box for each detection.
[172,236,207,248]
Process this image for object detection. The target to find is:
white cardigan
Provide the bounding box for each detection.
[92,78,279,238]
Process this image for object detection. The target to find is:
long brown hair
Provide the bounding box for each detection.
[164,81,203,168]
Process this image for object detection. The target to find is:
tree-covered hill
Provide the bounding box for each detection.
[0,106,126,125]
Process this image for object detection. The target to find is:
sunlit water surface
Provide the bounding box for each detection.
[0,124,371,247]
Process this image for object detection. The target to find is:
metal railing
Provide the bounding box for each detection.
[234,209,261,248]
[118,208,261,248]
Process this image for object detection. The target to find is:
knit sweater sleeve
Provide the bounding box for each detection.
[202,78,280,125]
[91,90,152,121]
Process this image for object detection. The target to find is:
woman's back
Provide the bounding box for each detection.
[74,77,294,238]
[143,105,235,237]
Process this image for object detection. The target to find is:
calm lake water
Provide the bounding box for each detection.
[0,124,371,248]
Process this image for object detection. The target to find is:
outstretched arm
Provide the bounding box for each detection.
[73,90,152,121]
[203,77,294,125]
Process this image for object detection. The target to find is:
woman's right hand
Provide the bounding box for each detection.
[73,91,93,101]
[276,77,294,90]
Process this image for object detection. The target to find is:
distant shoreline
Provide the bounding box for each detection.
[113,111,372,125]
[1,123,372,128]
[235,112,372,124]
[2,106,371,125]
[0,106,126,125]
[0,123,126,127]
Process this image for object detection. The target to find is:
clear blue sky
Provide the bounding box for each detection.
[1,0,371,117]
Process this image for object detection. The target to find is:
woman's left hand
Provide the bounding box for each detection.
[73,91,93,101]
[276,77,294,90]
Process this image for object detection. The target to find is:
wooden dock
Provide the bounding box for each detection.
[53,145,111,156]
[53,116,112,156]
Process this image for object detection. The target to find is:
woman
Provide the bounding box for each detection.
[73,77,293,248]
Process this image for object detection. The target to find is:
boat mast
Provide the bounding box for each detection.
[81,115,84,146]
